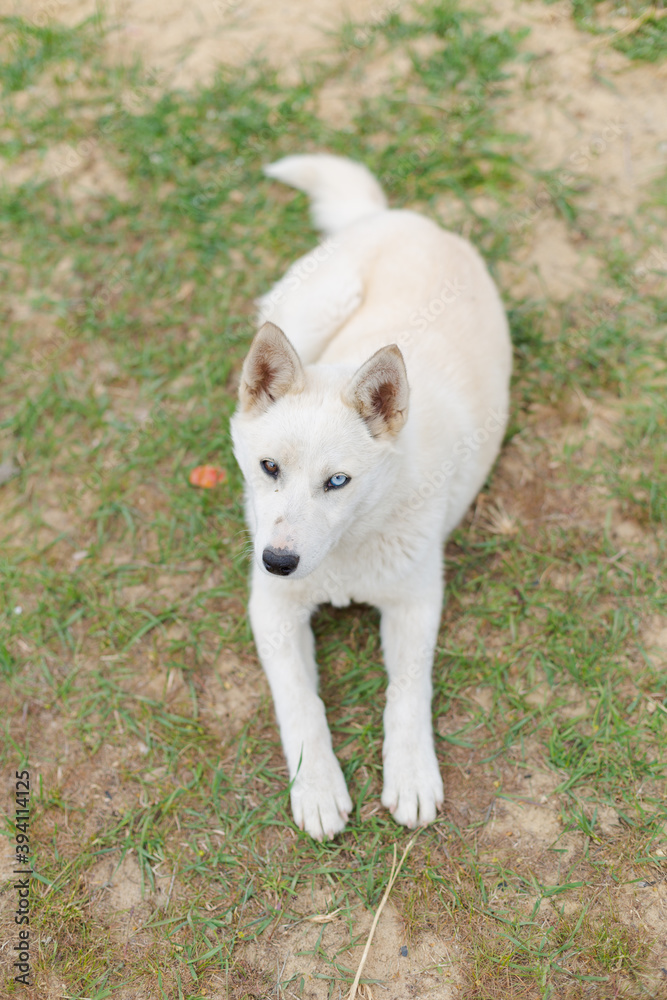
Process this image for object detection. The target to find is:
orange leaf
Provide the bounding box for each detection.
[189,465,227,489]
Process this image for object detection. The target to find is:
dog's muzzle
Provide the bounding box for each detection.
[262,547,300,576]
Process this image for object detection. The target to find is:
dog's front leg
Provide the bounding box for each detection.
[379,569,445,828]
[249,575,352,840]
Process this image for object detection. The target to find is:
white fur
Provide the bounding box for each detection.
[264,153,387,234]
[231,154,511,840]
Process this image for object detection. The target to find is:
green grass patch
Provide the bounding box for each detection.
[1,1,666,997]
[567,0,667,61]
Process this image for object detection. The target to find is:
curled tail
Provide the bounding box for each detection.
[264,153,387,235]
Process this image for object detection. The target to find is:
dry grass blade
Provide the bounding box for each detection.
[479,498,518,536]
[346,834,418,1000]
[597,4,667,44]
[354,985,374,1000]
[308,907,342,923]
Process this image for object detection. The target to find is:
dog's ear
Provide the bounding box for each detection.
[239,322,305,412]
[344,344,409,437]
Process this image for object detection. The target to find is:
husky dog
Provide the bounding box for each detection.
[231,154,511,840]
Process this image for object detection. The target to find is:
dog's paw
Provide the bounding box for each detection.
[382,740,444,828]
[290,754,353,841]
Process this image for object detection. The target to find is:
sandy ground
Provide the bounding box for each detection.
[3,0,667,996]
[8,0,382,86]
[10,0,667,298]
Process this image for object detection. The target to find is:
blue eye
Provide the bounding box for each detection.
[326,473,350,490]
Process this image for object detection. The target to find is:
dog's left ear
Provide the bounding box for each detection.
[239,322,306,413]
[344,344,409,437]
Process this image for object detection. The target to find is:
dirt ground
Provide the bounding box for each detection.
[3,0,667,996]
[12,0,667,286]
[10,0,382,86]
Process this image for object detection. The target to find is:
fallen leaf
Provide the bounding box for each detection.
[189,465,227,489]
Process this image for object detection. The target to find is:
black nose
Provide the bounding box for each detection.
[262,548,300,576]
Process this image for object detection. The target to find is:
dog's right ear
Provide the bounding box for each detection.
[343,344,409,437]
[238,322,305,413]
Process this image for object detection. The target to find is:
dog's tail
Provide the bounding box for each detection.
[264,153,387,235]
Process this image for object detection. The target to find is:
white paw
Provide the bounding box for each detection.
[290,753,353,841]
[382,739,444,828]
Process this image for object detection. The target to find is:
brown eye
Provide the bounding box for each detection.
[260,459,279,478]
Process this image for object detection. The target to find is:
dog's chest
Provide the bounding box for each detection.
[306,534,417,609]
[313,571,357,609]
[329,591,353,609]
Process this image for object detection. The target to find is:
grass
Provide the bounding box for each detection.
[1,1,666,998]
[568,0,667,61]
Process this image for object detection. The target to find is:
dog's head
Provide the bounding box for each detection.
[231,322,409,580]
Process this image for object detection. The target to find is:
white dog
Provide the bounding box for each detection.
[231,154,511,840]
